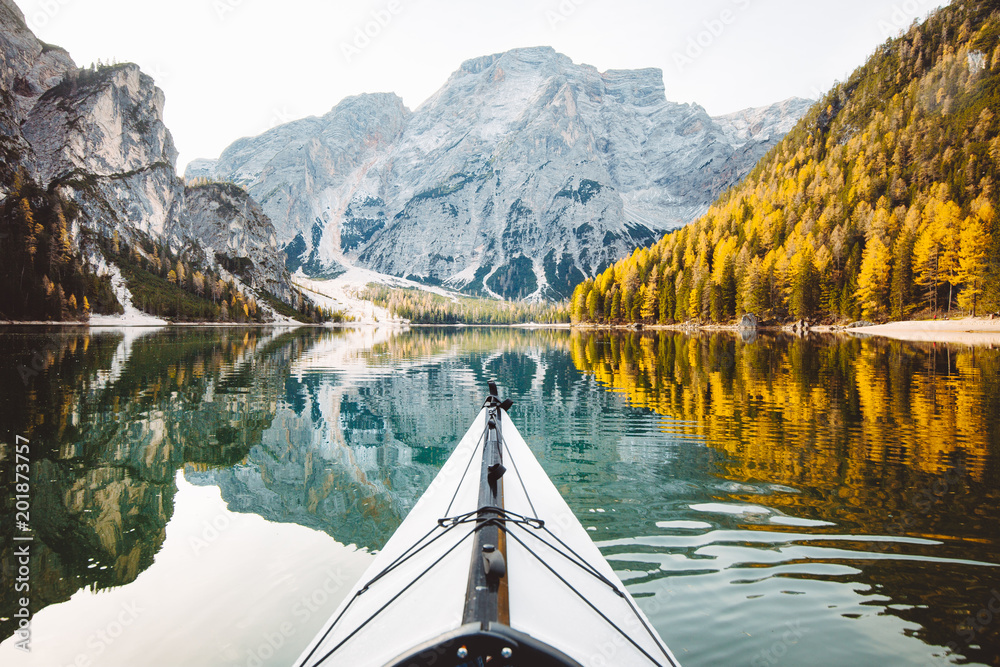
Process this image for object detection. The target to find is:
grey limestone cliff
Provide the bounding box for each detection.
[178,183,293,303]
[0,0,72,188]
[22,63,182,243]
[0,4,297,315]
[192,47,812,299]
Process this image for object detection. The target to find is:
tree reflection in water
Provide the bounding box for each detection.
[1,327,998,665]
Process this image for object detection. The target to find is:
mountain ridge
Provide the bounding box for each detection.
[190,46,812,299]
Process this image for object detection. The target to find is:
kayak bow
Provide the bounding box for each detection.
[295,382,680,667]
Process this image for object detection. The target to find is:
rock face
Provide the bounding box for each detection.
[18,63,293,303]
[24,65,176,182]
[22,64,182,242]
[178,183,292,303]
[0,0,73,188]
[192,47,811,299]
[208,92,408,269]
[0,0,74,121]
[713,97,812,149]
[0,3,296,313]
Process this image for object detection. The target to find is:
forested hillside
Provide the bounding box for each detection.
[572,0,1000,325]
[0,170,334,323]
[0,0,318,324]
[356,285,570,324]
[0,172,108,320]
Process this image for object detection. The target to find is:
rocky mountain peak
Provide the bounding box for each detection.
[194,48,813,300]
[456,46,564,76]
[0,0,74,121]
[2,11,301,321]
[325,91,408,119]
[601,68,666,107]
[713,96,814,147]
[24,63,176,186]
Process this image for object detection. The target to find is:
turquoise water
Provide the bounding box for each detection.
[1,326,998,666]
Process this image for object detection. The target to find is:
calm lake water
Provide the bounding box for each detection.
[1,326,999,666]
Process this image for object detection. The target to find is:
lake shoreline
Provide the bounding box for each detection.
[0,319,349,328]
[571,316,1000,345]
[4,316,1000,345]
[847,317,1000,345]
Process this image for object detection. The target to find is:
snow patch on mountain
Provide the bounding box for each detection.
[88,259,168,327]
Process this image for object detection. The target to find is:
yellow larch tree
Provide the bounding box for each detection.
[957,199,993,316]
[856,236,892,320]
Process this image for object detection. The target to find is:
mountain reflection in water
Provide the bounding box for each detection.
[0,326,997,666]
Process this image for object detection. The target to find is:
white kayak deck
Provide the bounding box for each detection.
[295,403,680,666]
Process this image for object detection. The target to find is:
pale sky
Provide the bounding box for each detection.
[15,0,946,172]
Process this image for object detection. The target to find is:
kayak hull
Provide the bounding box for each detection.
[295,393,679,667]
